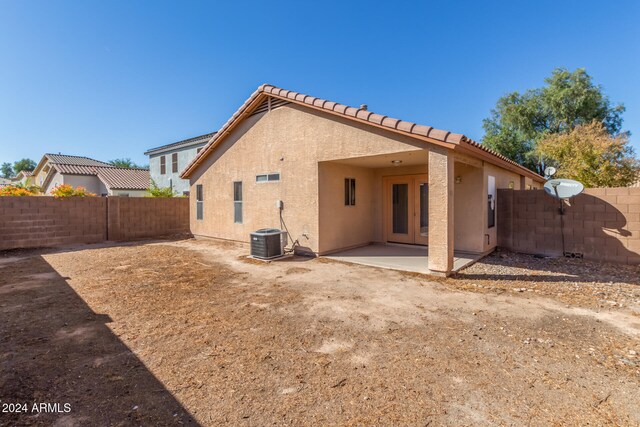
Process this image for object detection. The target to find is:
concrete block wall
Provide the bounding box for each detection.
[0,197,107,250]
[0,197,190,250]
[498,187,640,265]
[107,197,190,241]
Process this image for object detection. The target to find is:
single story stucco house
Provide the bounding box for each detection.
[32,154,150,197]
[181,84,544,275]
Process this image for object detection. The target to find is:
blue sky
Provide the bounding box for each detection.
[1,0,639,168]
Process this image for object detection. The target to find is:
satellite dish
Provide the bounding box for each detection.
[544,179,584,199]
[544,166,557,178]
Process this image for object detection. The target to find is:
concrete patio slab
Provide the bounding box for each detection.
[325,244,481,274]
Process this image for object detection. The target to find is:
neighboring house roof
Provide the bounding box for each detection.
[144,132,217,156]
[33,153,150,192]
[180,84,544,182]
[45,164,150,192]
[10,170,34,181]
[95,167,150,190]
[53,164,103,175]
[44,153,112,167]
[32,153,112,177]
[0,177,10,186]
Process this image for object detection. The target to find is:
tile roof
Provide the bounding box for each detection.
[53,164,103,175]
[144,132,216,156]
[95,167,150,190]
[181,84,544,181]
[49,164,150,191]
[45,153,112,167]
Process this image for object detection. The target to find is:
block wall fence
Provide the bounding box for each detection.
[498,187,640,265]
[0,197,190,251]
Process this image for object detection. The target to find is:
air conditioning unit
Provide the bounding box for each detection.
[250,228,285,259]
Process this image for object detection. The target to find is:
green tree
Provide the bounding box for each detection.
[482,68,626,174]
[108,158,143,168]
[13,158,36,174]
[1,162,13,178]
[537,121,639,188]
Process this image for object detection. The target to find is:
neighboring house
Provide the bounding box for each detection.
[11,170,35,186]
[0,177,10,187]
[180,84,545,276]
[144,132,215,195]
[31,154,150,197]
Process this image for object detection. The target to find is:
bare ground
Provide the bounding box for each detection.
[1,239,639,426]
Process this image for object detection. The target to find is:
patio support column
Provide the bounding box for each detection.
[428,146,454,275]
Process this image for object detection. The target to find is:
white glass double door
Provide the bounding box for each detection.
[384,174,429,245]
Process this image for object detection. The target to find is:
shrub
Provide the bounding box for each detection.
[51,184,96,198]
[147,179,176,197]
[0,185,37,196]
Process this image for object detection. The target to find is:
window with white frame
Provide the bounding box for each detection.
[233,181,242,223]
[196,184,203,220]
[256,173,280,183]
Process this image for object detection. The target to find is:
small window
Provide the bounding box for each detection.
[172,153,178,173]
[196,184,203,220]
[160,156,166,175]
[344,178,356,206]
[233,181,242,223]
[256,173,280,183]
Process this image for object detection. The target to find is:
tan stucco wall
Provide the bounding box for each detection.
[44,171,64,194]
[110,189,149,197]
[318,163,375,253]
[63,175,106,196]
[454,163,484,253]
[189,104,426,253]
[189,102,542,258]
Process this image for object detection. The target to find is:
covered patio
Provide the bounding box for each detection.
[325,243,481,274]
[318,145,488,276]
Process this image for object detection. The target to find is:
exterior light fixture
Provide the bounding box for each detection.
[508,181,515,189]
[455,176,462,184]
[391,160,402,165]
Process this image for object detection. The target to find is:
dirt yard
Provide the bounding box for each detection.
[1,239,639,426]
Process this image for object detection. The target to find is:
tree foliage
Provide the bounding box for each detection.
[147,179,176,197]
[1,162,13,179]
[482,68,626,174]
[13,158,36,174]
[108,158,144,169]
[537,121,639,187]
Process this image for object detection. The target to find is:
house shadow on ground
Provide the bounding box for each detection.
[0,253,200,426]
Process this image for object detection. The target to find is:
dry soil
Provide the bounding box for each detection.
[1,239,639,426]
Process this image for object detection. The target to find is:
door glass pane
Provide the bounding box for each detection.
[392,183,408,234]
[419,183,428,236]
